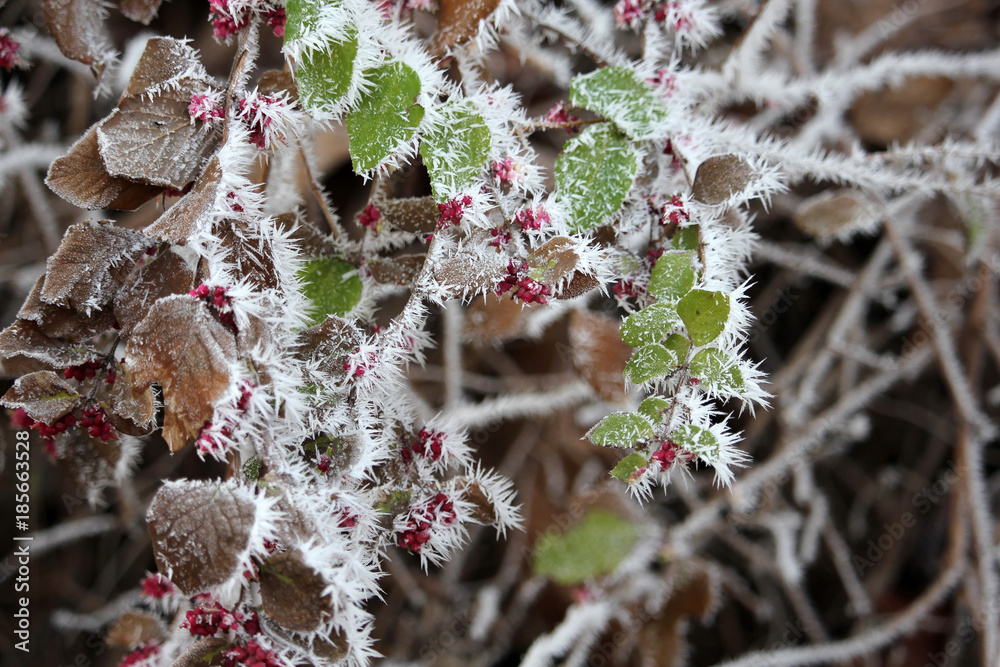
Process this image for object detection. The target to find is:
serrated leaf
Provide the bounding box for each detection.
[692,154,755,204]
[527,237,579,287]
[432,0,502,56]
[671,425,719,458]
[118,0,164,24]
[106,611,162,648]
[259,549,332,632]
[296,33,358,114]
[677,289,729,346]
[555,124,639,232]
[638,396,670,424]
[420,100,491,202]
[347,62,424,173]
[532,509,640,585]
[1,371,81,424]
[690,348,743,391]
[378,197,439,233]
[611,452,648,482]
[127,296,238,452]
[0,319,100,370]
[298,257,363,326]
[146,480,255,596]
[570,66,669,140]
[625,343,679,384]
[648,251,695,302]
[113,249,195,336]
[620,303,679,347]
[20,274,116,342]
[144,158,222,245]
[284,0,328,41]
[587,412,654,448]
[109,365,156,436]
[44,0,115,71]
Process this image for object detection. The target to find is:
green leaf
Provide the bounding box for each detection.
[672,225,700,251]
[620,303,678,347]
[648,251,695,302]
[420,100,491,202]
[638,396,670,424]
[671,425,719,458]
[347,63,424,173]
[284,0,331,42]
[663,333,690,365]
[532,509,641,585]
[625,344,679,384]
[587,412,654,448]
[298,256,363,326]
[555,124,639,233]
[569,66,669,140]
[677,289,730,346]
[689,348,743,391]
[296,32,358,114]
[611,453,648,482]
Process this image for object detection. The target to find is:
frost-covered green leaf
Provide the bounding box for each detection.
[672,225,700,251]
[587,412,654,448]
[677,289,730,346]
[620,303,679,346]
[690,348,743,391]
[532,509,641,585]
[648,251,696,302]
[611,453,648,482]
[285,0,328,41]
[420,100,491,202]
[625,343,679,384]
[296,32,358,114]
[347,62,424,173]
[663,333,690,366]
[672,424,720,458]
[555,124,639,232]
[298,256,363,326]
[570,66,669,140]
[638,396,670,424]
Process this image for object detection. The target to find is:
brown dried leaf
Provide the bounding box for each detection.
[0,319,100,370]
[172,638,228,667]
[106,611,163,648]
[109,365,156,436]
[379,197,439,233]
[42,220,150,313]
[57,432,117,503]
[527,237,579,288]
[20,274,117,342]
[262,616,349,662]
[127,295,237,452]
[217,221,279,291]
[464,294,537,346]
[122,37,207,98]
[117,0,164,24]
[113,249,196,337]
[368,254,425,286]
[258,68,299,104]
[44,0,115,71]
[98,92,223,189]
[1,371,81,424]
[259,548,332,632]
[568,311,631,402]
[433,0,502,56]
[558,271,600,299]
[146,480,255,595]
[295,315,360,377]
[691,154,755,204]
[144,158,221,244]
[45,123,164,211]
[458,480,494,524]
[434,249,507,299]
[793,190,878,242]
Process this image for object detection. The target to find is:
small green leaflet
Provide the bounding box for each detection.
[677,289,730,346]
[420,100,491,202]
[298,256,363,326]
[671,424,719,458]
[620,303,678,347]
[672,225,700,251]
[555,124,639,233]
[638,396,670,424]
[648,251,695,302]
[296,32,358,115]
[347,62,424,173]
[625,344,679,384]
[611,453,648,482]
[690,348,743,391]
[532,509,641,585]
[569,66,669,140]
[663,333,690,366]
[587,411,654,448]
[284,0,327,42]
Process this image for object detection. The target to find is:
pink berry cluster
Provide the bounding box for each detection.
[401,427,444,464]
[119,642,160,667]
[182,599,260,638]
[437,195,472,230]
[514,206,550,231]
[238,94,286,150]
[140,573,176,599]
[0,29,22,71]
[343,347,378,379]
[492,157,521,185]
[614,0,692,29]
[208,0,286,40]
[222,640,284,667]
[488,226,512,249]
[189,93,225,124]
[648,69,678,96]
[613,278,644,303]
[358,204,382,231]
[397,492,456,553]
[18,410,77,455]
[80,405,117,442]
[195,384,253,456]
[544,101,579,131]
[650,440,694,470]
[190,283,237,333]
[63,360,102,382]
[496,261,552,305]
[659,194,689,226]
